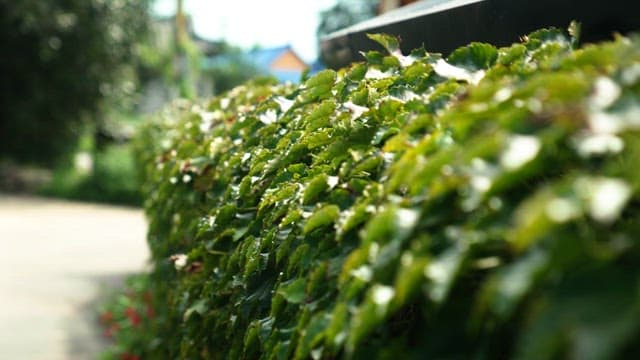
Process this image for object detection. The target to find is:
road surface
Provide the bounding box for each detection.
[0,194,149,359]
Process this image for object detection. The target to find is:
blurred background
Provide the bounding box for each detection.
[0,0,413,206]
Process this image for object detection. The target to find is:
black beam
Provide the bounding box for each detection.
[320,0,640,69]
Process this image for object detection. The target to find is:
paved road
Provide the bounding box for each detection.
[0,195,149,359]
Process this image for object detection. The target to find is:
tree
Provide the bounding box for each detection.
[0,0,151,166]
[317,0,379,69]
[316,0,379,37]
[202,42,263,95]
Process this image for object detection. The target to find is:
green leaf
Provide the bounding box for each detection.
[527,27,567,44]
[303,130,333,149]
[347,63,368,81]
[347,284,396,354]
[336,203,369,238]
[324,303,349,352]
[424,244,469,304]
[367,33,400,54]
[447,42,498,70]
[305,100,336,131]
[361,206,420,246]
[361,50,384,65]
[302,70,336,101]
[303,205,340,234]
[515,268,640,360]
[392,255,429,309]
[479,250,549,320]
[183,299,208,321]
[569,21,581,49]
[294,313,330,360]
[303,174,330,205]
[278,278,306,304]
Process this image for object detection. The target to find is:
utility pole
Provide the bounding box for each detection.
[174,0,197,99]
[176,0,187,45]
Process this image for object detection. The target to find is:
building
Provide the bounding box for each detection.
[248,46,309,83]
[140,16,321,110]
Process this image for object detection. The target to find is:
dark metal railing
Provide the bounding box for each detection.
[320,0,640,69]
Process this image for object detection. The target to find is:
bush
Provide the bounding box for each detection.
[118,27,640,359]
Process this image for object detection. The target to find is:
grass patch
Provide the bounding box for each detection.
[39,144,142,206]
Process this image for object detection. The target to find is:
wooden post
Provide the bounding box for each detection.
[174,0,197,99]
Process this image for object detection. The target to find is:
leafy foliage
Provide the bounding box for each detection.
[0,0,151,166]
[123,28,640,359]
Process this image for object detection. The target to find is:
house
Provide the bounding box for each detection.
[140,16,320,109]
[248,46,309,83]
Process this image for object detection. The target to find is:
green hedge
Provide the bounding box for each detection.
[128,27,640,359]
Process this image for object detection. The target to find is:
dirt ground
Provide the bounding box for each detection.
[0,194,149,359]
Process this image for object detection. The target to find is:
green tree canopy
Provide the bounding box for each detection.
[0,0,151,166]
[317,0,378,37]
[203,42,263,95]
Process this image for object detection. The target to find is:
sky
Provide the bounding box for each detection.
[153,0,338,62]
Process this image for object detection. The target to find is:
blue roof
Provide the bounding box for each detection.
[248,46,291,70]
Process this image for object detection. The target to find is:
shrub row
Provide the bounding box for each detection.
[127,27,640,359]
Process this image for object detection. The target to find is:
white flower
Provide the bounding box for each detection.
[371,285,394,305]
[590,77,621,110]
[494,87,513,103]
[327,176,339,189]
[274,96,295,113]
[500,135,541,170]
[546,198,581,223]
[170,254,188,270]
[395,208,419,231]
[574,177,632,223]
[365,68,393,79]
[343,101,369,120]
[588,178,632,223]
[574,133,624,157]
[259,109,278,125]
[433,59,485,85]
[351,265,372,282]
[392,50,417,67]
[468,158,498,192]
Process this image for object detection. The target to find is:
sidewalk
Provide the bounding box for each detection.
[0,194,149,359]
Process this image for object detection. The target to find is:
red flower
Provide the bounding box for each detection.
[100,311,114,324]
[125,307,141,327]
